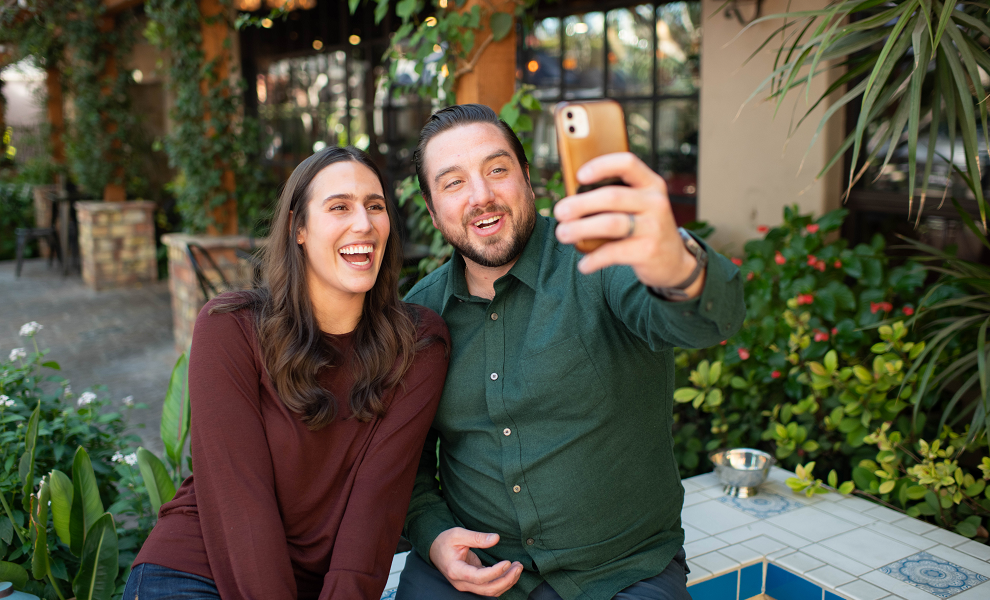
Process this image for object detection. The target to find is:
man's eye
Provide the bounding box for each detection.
[444,179,463,189]
[491,168,506,174]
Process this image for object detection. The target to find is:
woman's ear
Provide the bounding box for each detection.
[290,210,304,245]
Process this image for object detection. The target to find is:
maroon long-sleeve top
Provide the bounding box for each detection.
[134,297,450,599]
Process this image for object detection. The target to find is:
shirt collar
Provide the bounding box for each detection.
[439,213,550,314]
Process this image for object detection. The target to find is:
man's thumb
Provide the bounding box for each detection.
[468,531,499,548]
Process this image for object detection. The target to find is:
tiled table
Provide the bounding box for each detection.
[380,467,990,599]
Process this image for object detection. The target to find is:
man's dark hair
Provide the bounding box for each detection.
[413,104,529,209]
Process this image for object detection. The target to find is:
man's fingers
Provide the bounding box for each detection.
[553,185,652,223]
[576,152,665,191]
[448,559,512,585]
[576,237,643,274]
[452,562,524,597]
[451,529,499,549]
[556,212,639,245]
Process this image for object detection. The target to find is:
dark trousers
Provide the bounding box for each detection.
[395,548,691,600]
[122,563,221,600]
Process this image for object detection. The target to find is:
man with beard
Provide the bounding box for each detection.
[397,104,744,600]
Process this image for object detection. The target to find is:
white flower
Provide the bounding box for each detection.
[63,385,72,397]
[0,395,12,408]
[9,348,26,361]
[122,395,134,407]
[19,322,43,337]
[124,453,138,466]
[77,391,97,407]
[112,452,123,463]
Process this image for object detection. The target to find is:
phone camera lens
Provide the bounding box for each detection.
[568,126,575,133]
[566,112,573,119]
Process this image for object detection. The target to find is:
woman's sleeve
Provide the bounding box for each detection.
[318,314,450,599]
[187,305,297,599]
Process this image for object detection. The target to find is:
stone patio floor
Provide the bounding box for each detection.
[0,257,176,455]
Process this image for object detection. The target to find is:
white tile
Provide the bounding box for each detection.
[743,535,788,555]
[681,478,703,493]
[390,552,408,574]
[774,551,825,575]
[922,526,970,547]
[837,496,882,513]
[926,544,990,577]
[836,579,889,600]
[685,562,712,585]
[956,539,990,561]
[859,569,944,600]
[946,581,990,600]
[767,467,795,483]
[717,520,813,549]
[801,543,874,577]
[683,491,709,507]
[682,499,759,535]
[683,524,707,544]
[863,505,904,523]
[692,550,741,577]
[699,486,728,499]
[761,480,823,504]
[865,522,939,551]
[804,565,856,589]
[812,500,878,526]
[767,547,796,562]
[819,529,917,569]
[815,490,845,502]
[684,536,728,559]
[766,506,859,542]
[719,544,764,567]
[889,517,937,536]
[384,572,400,591]
[685,472,722,489]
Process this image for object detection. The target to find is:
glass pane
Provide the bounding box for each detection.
[657,2,701,95]
[656,99,699,198]
[622,102,653,164]
[522,17,562,101]
[563,13,604,99]
[607,6,654,97]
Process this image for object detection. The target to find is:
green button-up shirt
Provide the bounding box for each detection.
[404,216,744,600]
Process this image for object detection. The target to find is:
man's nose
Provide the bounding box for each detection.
[467,177,495,207]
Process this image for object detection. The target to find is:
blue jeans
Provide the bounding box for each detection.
[395,547,691,600]
[122,563,221,600]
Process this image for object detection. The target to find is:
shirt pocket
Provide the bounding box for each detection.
[520,335,606,419]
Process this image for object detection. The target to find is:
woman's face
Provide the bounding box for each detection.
[297,160,390,305]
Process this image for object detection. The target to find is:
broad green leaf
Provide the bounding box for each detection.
[0,516,12,545]
[709,362,722,385]
[0,561,28,589]
[72,447,104,555]
[395,0,418,20]
[136,448,176,516]
[706,389,724,407]
[48,469,73,548]
[673,388,700,403]
[878,480,896,495]
[966,480,986,497]
[824,350,837,374]
[31,481,49,580]
[838,481,855,495]
[828,469,838,488]
[954,515,981,538]
[72,513,118,600]
[692,391,706,410]
[906,485,928,500]
[490,12,512,41]
[161,353,191,472]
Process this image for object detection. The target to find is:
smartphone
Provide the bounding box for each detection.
[554,99,630,253]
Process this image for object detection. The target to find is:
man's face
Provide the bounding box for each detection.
[422,122,536,268]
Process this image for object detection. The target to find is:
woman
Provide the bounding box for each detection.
[126,147,449,600]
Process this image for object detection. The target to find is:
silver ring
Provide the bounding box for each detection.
[624,213,636,239]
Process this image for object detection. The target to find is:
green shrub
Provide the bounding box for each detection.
[0,183,35,261]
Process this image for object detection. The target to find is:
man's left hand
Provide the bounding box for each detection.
[553,152,704,299]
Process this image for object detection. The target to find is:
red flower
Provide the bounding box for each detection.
[775,251,786,265]
[796,293,815,306]
[739,348,750,360]
[831,327,838,335]
[870,302,880,314]
[903,306,915,316]
[758,225,769,234]
[807,254,818,266]
[771,370,782,379]
[813,329,829,342]
[816,260,826,272]
[871,301,893,314]
[834,260,842,269]
[731,257,743,266]
[720,340,727,346]
[806,224,820,234]
[747,272,755,281]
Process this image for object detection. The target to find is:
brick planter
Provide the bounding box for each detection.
[75,201,158,291]
[161,233,261,353]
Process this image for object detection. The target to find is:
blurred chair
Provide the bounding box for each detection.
[15,188,62,277]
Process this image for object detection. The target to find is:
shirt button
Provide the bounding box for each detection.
[490,372,498,381]
[526,538,535,546]
[706,301,714,311]
[503,428,511,436]
[513,485,521,493]
[491,312,498,320]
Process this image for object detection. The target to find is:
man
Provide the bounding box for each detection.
[396,104,744,600]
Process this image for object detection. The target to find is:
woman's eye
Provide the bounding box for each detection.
[329,204,346,211]
[368,203,385,211]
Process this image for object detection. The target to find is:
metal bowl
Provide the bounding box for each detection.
[708,448,776,498]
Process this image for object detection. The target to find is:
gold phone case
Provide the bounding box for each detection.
[554,100,629,253]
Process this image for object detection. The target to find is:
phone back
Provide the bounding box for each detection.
[555,100,629,197]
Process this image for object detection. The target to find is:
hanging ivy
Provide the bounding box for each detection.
[144,0,275,234]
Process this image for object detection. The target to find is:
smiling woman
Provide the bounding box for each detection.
[123,146,451,600]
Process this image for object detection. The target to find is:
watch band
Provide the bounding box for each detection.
[648,228,708,301]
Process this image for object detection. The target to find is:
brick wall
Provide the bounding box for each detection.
[161,233,261,353]
[76,201,158,291]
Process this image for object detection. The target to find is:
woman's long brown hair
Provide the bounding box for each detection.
[212,146,422,429]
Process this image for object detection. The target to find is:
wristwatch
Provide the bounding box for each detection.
[648,228,708,301]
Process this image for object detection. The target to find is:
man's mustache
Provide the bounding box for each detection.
[462,205,513,227]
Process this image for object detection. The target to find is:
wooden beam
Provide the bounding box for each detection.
[45,67,66,172]
[454,0,517,112]
[102,0,145,16]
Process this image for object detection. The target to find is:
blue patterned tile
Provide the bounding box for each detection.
[688,571,738,600]
[380,590,396,600]
[739,563,763,598]
[765,563,822,600]
[718,492,804,519]
[880,551,989,598]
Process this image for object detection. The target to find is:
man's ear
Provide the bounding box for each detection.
[425,199,439,229]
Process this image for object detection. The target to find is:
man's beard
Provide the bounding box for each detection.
[438,195,537,269]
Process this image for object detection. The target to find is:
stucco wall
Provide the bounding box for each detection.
[698,0,845,254]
